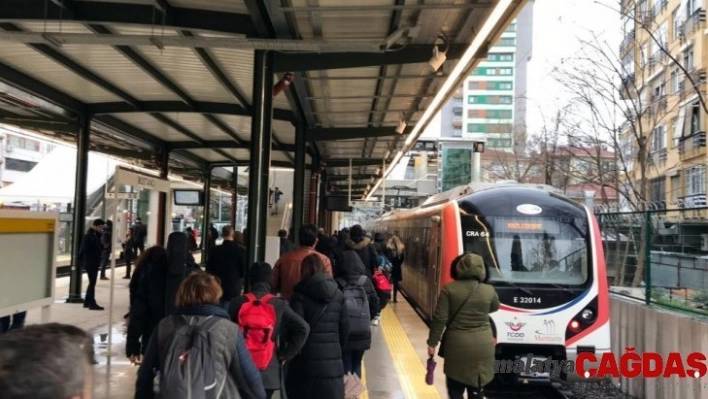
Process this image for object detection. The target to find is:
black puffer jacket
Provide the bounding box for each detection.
[344,236,379,276]
[337,250,380,352]
[79,229,103,268]
[287,273,349,399]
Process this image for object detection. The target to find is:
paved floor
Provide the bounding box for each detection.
[20,267,447,398]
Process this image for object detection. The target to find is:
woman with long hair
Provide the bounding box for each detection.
[286,254,349,398]
[135,271,265,399]
[385,233,405,303]
[426,253,499,399]
[125,245,169,363]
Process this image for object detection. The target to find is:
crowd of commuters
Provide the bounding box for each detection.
[0,217,499,399]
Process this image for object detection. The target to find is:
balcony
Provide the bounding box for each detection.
[648,148,667,166]
[619,73,635,99]
[648,94,667,116]
[679,194,707,209]
[679,131,707,160]
[679,68,707,101]
[620,30,635,55]
[681,8,706,37]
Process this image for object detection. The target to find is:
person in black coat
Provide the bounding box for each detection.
[287,254,349,399]
[78,218,105,310]
[207,225,248,307]
[229,262,310,399]
[126,245,169,362]
[343,225,379,276]
[336,249,380,378]
[385,234,406,303]
[278,229,296,256]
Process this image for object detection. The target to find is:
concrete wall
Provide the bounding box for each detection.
[649,252,708,292]
[610,295,708,398]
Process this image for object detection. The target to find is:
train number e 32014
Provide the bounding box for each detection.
[514,297,542,304]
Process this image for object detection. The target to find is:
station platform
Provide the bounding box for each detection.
[20,266,447,399]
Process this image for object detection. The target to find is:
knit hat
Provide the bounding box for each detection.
[249,262,273,285]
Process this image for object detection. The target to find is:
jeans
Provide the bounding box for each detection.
[343,350,365,379]
[0,312,27,334]
[85,267,99,305]
[446,376,483,399]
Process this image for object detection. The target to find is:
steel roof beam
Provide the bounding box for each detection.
[273,43,467,72]
[327,174,378,181]
[87,23,249,150]
[307,126,411,141]
[0,0,257,37]
[324,159,384,167]
[170,140,296,153]
[210,160,296,169]
[88,100,295,123]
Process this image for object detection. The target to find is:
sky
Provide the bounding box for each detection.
[525,0,622,134]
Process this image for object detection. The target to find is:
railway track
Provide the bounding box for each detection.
[56,261,128,278]
[485,382,572,399]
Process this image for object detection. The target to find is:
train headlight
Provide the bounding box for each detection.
[569,319,582,333]
[581,309,594,321]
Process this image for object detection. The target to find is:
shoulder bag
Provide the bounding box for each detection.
[438,282,479,358]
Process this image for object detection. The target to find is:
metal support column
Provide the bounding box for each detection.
[246,50,274,265]
[230,166,238,227]
[67,115,91,303]
[318,168,327,228]
[156,149,170,246]
[291,125,307,244]
[203,167,213,261]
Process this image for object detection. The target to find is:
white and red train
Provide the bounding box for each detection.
[366,182,610,383]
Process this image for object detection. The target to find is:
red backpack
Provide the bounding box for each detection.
[237,293,277,370]
[373,270,392,293]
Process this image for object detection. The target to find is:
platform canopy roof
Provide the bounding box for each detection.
[0,0,526,196]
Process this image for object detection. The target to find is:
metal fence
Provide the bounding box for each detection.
[596,205,708,315]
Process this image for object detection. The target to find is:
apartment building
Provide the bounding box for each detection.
[439,1,534,150]
[619,0,707,209]
[0,126,55,188]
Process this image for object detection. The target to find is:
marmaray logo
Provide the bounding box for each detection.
[535,320,562,343]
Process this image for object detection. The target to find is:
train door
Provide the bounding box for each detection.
[429,218,441,316]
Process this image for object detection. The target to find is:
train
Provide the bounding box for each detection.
[365,182,610,383]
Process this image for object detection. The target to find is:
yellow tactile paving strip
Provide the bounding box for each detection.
[361,363,369,399]
[379,306,442,399]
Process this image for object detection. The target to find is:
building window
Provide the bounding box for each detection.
[684,50,694,71]
[672,6,681,39]
[685,166,706,196]
[500,68,513,75]
[468,96,477,104]
[5,158,38,172]
[6,135,40,152]
[671,174,680,202]
[505,23,516,32]
[671,67,680,93]
[498,82,513,90]
[453,127,462,137]
[468,81,480,90]
[497,37,515,46]
[649,177,666,203]
[453,97,462,105]
[467,123,480,133]
[652,125,667,151]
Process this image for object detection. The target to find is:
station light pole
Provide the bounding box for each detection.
[471,140,485,183]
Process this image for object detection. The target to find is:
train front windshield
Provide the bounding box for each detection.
[461,214,589,286]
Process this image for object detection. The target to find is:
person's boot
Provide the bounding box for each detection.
[89,303,105,311]
[100,272,109,280]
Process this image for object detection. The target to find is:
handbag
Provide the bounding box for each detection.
[438,282,479,358]
[344,372,366,399]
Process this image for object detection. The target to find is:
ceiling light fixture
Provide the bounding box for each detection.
[366,0,514,200]
[396,112,407,134]
[428,33,449,73]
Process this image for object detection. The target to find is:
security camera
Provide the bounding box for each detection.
[428,46,447,72]
[396,120,407,134]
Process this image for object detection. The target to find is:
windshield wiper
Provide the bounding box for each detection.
[494,280,534,296]
[545,283,575,297]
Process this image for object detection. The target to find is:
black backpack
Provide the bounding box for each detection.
[157,315,225,398]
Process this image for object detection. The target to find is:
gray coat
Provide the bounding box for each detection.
[135,305,266,399]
